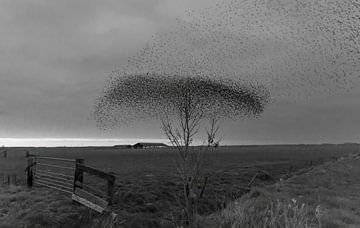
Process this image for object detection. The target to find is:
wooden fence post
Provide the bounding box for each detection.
[9,174,17,186]
[74,159,84,192]
[27,157,34,187]
[107,173,116,205]
[200,176,208,198]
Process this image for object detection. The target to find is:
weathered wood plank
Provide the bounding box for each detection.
[36,169,74,180]
[72,194,106,213]
[35,174,73,187]
[74,187,108,209]
[36,171,73,182]
[35,179,73,191]
[35,156,76,163]
[27,157,34,187]
[35,180,73,194]
[37,163,75,170]
[107,178,115,205]
[73,159,84,192]
[75,181,106,198]
[77,164,115,182]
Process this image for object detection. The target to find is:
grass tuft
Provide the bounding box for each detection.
[202,193,321,228]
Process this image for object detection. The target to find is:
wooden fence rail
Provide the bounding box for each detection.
[26,154,76,194]
[72,163,116,212]
[0,173,18,186]
[26,154,116,214]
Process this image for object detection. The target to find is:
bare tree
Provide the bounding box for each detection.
[94,73,269,225]
[162,115,222,223]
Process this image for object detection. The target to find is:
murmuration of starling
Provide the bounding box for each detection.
[123,0,359,101]
[94,74,269,128]
[95,0,359,127]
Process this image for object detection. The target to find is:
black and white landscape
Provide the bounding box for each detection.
[0,0,359,227]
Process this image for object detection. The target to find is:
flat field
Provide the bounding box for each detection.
[0,144,358,227]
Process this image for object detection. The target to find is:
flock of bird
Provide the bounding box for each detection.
[95,0,360,127]
[124,0,359,101]
[94,74,270,126]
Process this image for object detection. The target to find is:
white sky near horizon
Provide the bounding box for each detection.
[0,138,169,147]
[0,0,359,147]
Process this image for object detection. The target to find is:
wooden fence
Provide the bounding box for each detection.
[0,173,18,186]
[26,154,116,213]
[26,154,76,194]
[72,163,116,213]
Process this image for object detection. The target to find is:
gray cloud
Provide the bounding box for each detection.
[0,0,218,139]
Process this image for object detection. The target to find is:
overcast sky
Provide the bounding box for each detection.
[0,0,359,146]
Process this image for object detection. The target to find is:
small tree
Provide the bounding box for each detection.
[94,73,269,225]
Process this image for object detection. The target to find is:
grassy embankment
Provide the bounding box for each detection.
[203,152,360,228]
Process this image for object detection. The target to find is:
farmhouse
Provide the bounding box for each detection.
[133,142,169,149]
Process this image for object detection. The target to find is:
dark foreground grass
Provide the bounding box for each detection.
[0,185,125,228]
[0,185,89,228]
[0,144,358,227]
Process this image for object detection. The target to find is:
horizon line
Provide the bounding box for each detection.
[0,137,169,147]
[0,137,358,147]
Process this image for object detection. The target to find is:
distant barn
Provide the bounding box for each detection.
[133,142,169,149]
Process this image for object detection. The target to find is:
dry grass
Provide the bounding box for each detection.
[202,153,360,228]
[0,185,103,228]
[200,188,321,228]
[0,145,358,227]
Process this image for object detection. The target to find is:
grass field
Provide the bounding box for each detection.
[0,144,359,227]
